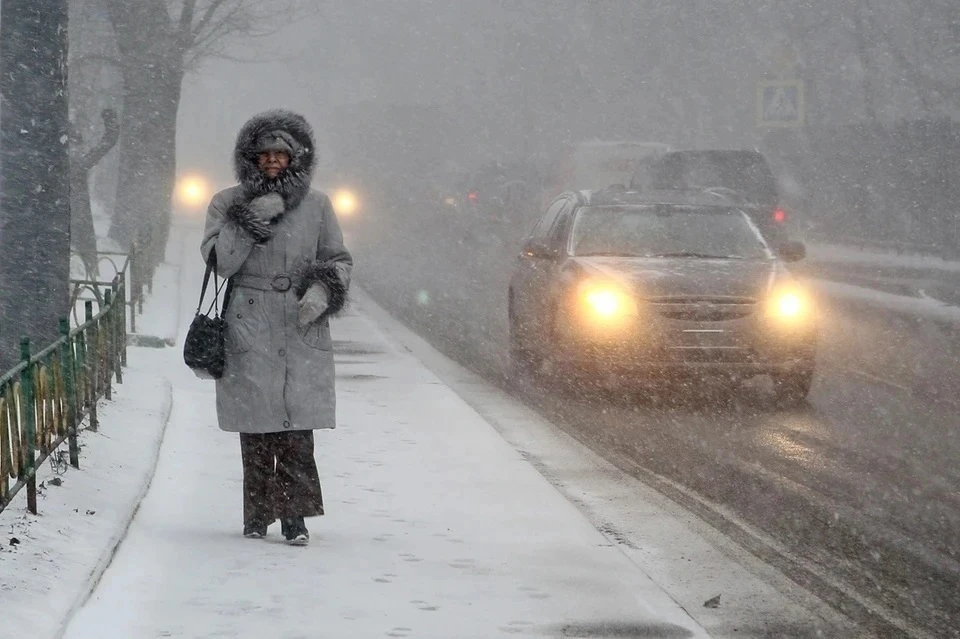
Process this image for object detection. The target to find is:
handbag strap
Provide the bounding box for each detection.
[196,255,217,315]
[221,278,234,318]
[198,250,235,319]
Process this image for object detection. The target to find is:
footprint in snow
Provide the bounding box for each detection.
[500,621,535,634]
[519,586,551,600]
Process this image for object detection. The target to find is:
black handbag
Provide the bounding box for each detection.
[183,253,233,380]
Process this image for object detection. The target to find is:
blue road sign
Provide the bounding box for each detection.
[757,80,805,127]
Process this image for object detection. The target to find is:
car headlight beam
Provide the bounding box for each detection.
[174,174,211,211]
[767,287,813,323]
[579,281,639,322]
[776,292,803,318]
[333,189,359,216]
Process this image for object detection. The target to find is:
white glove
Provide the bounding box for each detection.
[248,192,285,222]
[298,283,330,327]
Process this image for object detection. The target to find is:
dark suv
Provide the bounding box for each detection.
[630,149,788,246]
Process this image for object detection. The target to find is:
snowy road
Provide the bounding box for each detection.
[351,209,960,638]
[61,231,712,639]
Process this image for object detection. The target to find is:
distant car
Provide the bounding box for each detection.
[507,189,817,404]
[629,149,789,245]
[461,161,541,226]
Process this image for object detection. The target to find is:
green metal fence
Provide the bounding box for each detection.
[0,272,128,515]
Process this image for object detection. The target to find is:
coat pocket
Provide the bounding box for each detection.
[224,305,255,355]
[297,320,332,351]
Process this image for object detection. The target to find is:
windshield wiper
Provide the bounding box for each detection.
[648,251,746,259]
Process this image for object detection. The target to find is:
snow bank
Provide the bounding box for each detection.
[0,354,172,639]
[806,243,960,273]
[815,279,960,325]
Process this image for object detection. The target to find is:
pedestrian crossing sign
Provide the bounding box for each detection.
[756,80,805,127]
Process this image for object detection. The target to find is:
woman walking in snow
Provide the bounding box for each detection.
[201,109,352,545]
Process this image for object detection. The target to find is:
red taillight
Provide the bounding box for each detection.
[773,209,786,223]
[467,191,479,202]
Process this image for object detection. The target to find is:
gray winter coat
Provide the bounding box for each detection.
[201,110,352,434]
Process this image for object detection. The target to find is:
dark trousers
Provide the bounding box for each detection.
[239,431,324,525]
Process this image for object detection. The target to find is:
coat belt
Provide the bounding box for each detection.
[233,273,296,293]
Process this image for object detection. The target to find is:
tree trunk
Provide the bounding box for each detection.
[0,0,71,369]
[107,61,181,248]
[142,71,182,278]
[104,0,184,271]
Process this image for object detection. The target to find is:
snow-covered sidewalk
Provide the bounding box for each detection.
[60,272,709,638]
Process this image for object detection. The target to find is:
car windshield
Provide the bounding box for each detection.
[570,205,772,259]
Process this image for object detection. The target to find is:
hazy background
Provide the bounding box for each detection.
[175,0,960,188]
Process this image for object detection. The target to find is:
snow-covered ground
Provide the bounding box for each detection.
[128,262,183,346]
[60,293,712,638]
[806,242,960,272]
[813,279,960,324]
[793,243,960,323]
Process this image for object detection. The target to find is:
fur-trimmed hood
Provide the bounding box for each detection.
[233,109,317,210]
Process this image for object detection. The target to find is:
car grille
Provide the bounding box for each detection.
[649,296,757,322]
[663,347,758,364]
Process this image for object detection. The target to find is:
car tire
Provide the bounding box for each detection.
[772,365,814,407]
[509,327,543,378]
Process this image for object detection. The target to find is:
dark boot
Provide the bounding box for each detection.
[281,517,309,546]
[243,519,268,539]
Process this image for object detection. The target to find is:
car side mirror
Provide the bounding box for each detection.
[521,238,557,259]
[778,240,806,262]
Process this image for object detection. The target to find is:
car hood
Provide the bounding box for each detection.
[568,256,788,300]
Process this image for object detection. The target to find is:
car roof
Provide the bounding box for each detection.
[659,148,767,161]
[575,188,752,208]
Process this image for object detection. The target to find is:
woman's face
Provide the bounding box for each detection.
[258,150,290,179]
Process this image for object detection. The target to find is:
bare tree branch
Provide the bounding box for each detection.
[191,0,232,42]
[178,0,198,44]
[189,2,248,54]
[183,0,318,70]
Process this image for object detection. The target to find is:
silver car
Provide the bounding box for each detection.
[508,190,817,404]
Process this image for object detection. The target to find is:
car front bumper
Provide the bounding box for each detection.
[550,310,817,378]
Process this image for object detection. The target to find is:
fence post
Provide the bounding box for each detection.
[84,301,98,432]
[135,239,146,315]
[75,325,89,429]
[110,281,124,384]
[118,271,128,367]
[129,243,140,332]
[60,318,79,469]
[103,289,114,400]
[20,338,37,515]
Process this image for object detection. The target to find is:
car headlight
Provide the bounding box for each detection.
[767,286,813,323]
[579,281,639,321]
[333,189,359,216]
[174,174,211,212]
